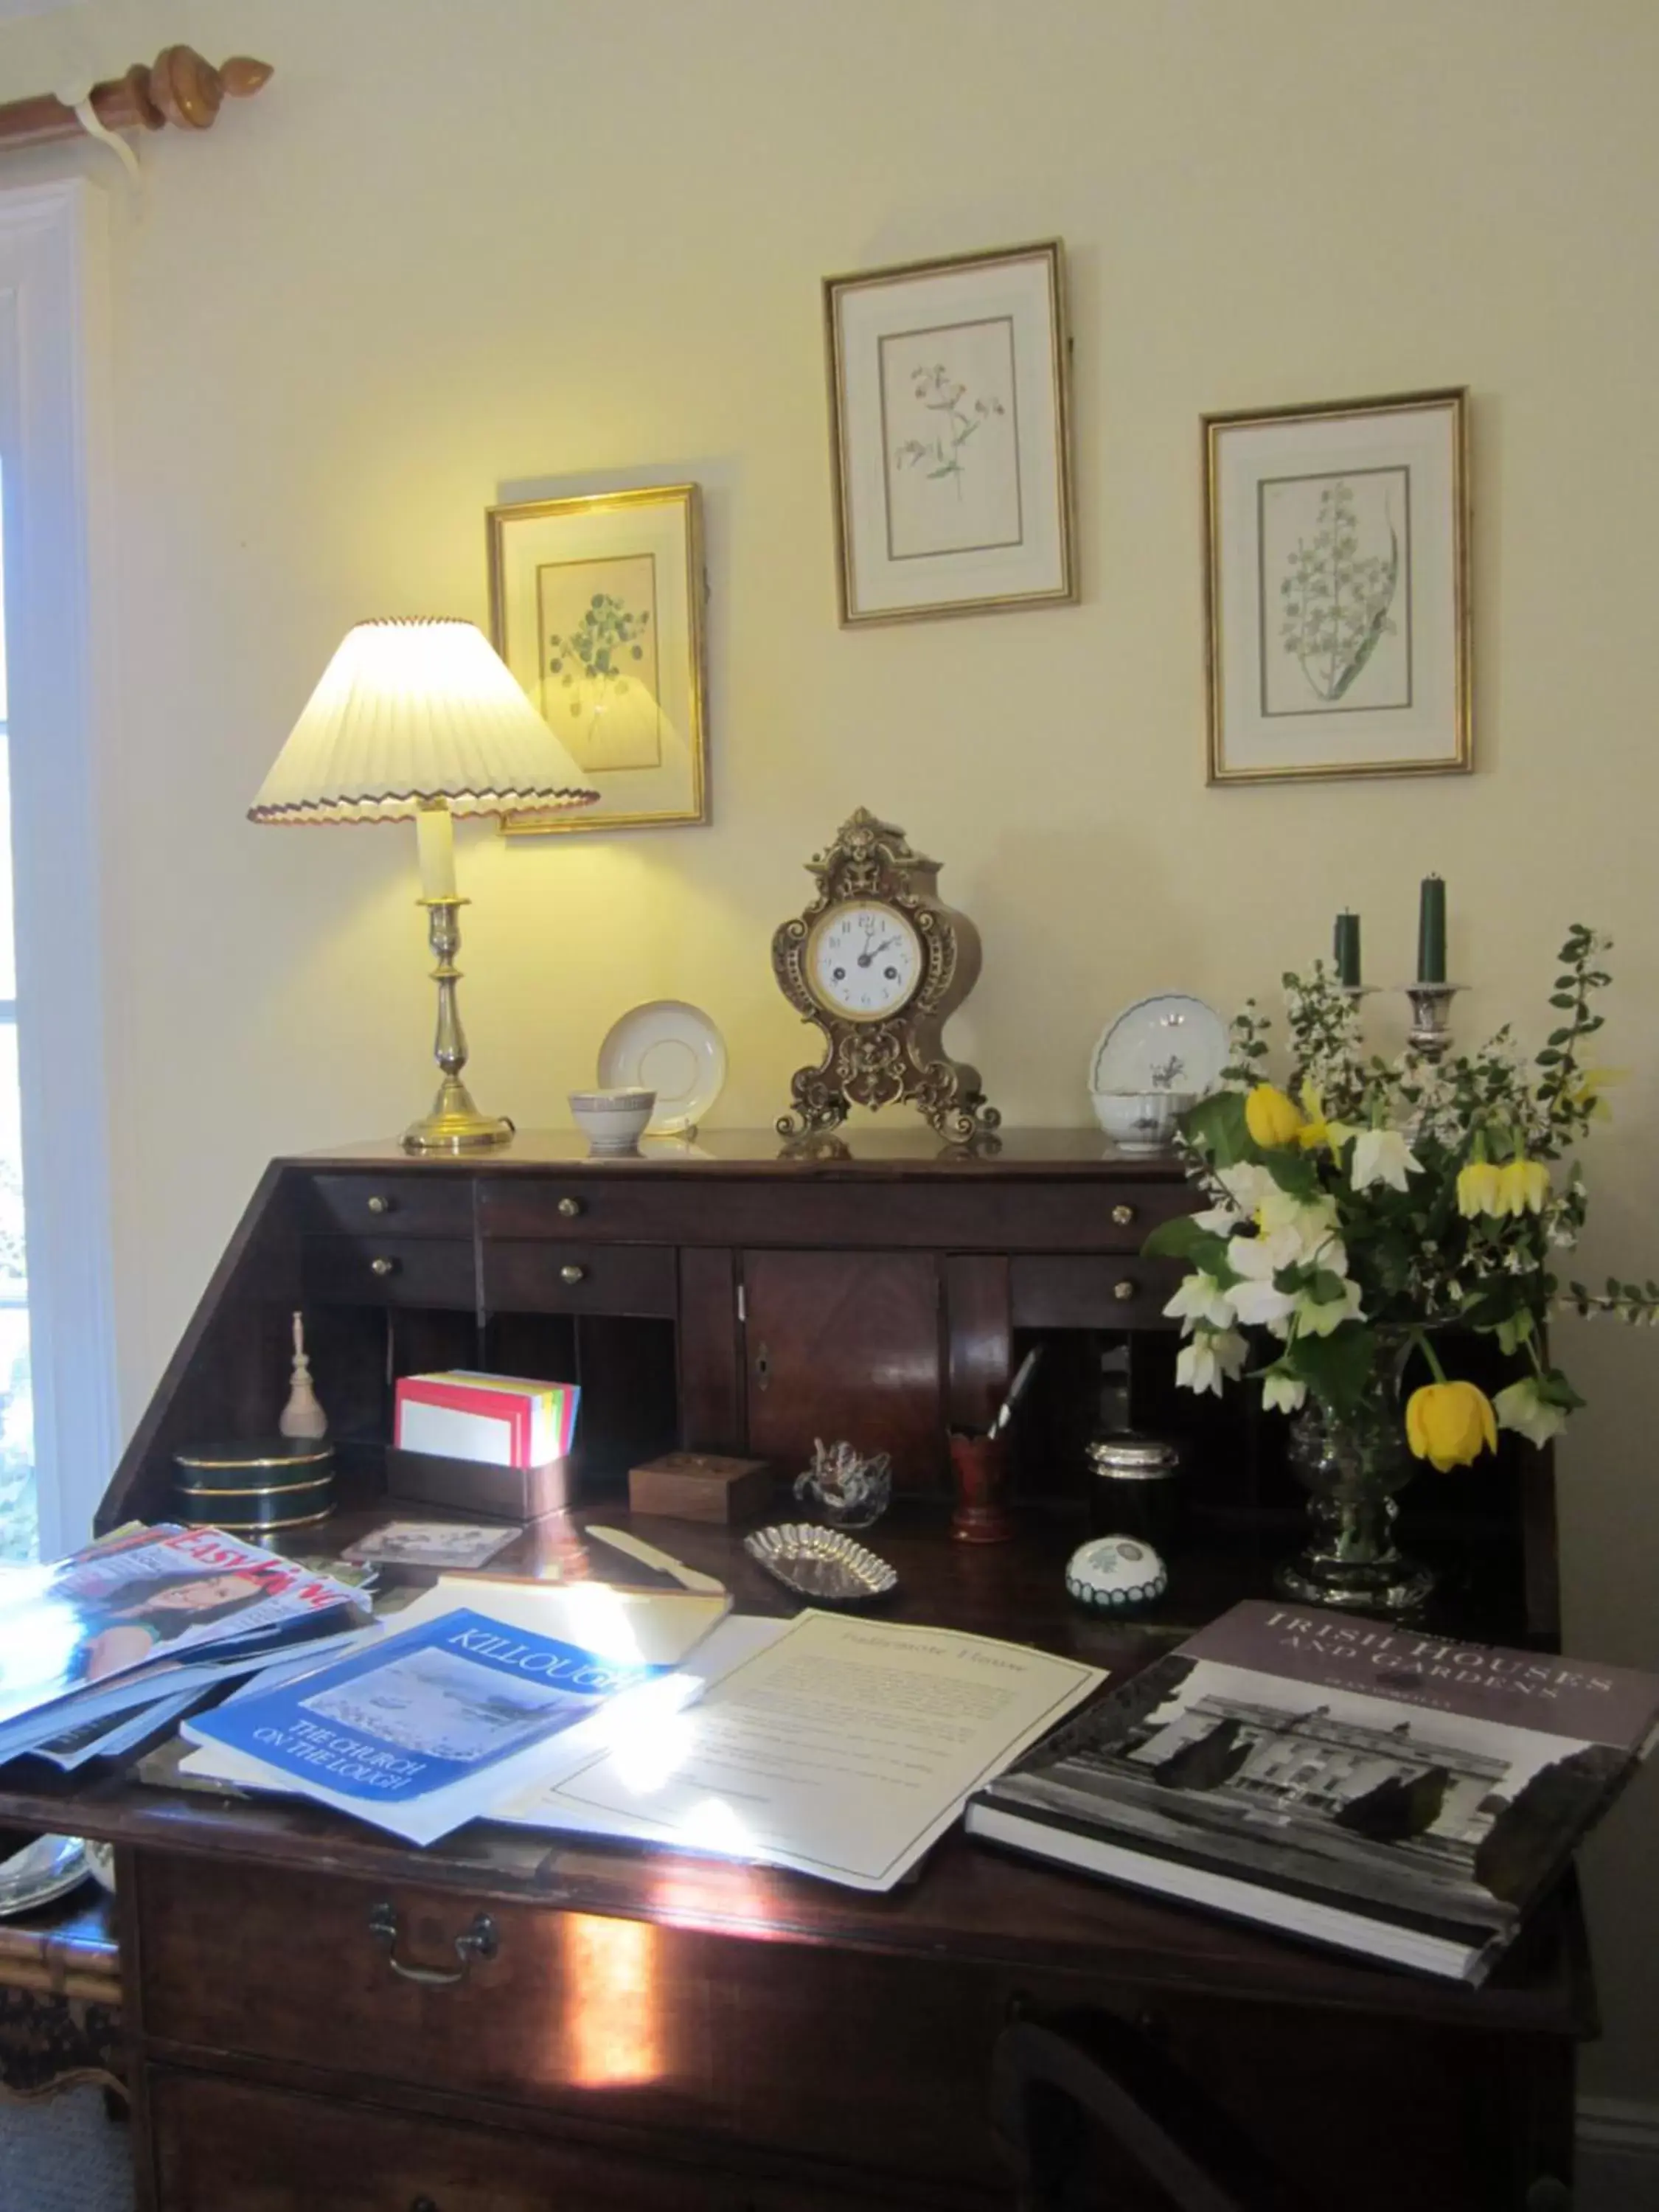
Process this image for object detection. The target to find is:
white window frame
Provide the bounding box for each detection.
[0,177,117,1552]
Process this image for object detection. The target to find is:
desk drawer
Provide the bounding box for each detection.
[302,1235,476,1310]
[298,1171,475,1238]
[480,1173,1192,1253]
[138,1857,715,2126]
[151,2070,849,2212]
[1010,1254,1182,1329]
[483,1239,677,1317]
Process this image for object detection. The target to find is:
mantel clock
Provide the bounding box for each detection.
[772,809,999,1145]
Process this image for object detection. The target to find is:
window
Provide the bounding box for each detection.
[0,514,32,1560]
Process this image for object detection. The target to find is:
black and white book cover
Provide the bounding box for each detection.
[967,1601,1659,1980]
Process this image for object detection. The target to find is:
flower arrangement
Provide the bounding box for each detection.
[1145,926,1653,1472]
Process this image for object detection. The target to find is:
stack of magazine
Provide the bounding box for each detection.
[0,1523,369,1770]
[967,1599,1659,1983]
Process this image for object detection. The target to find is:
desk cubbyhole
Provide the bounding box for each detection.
[484,1310,678,1505]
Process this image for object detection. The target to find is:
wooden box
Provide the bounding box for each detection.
[629,1451,772,1524]
[384,1446,568,1523]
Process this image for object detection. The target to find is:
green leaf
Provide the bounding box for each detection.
[1287,1324,1378,1419]
[1142,1220,1230,1274]
[1180,1089,1252,1167]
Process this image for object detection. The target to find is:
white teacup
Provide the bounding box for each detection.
[1091,1090,1194,1152]
[568,1088,655,1155]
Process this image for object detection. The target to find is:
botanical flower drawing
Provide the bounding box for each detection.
[548,591,651,751]
[893,363,1006,498]
[1278,478,1400,703]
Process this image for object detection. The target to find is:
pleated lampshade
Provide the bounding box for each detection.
[248,617,598,824]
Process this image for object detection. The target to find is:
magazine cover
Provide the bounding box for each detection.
[0,1523,364,1730]
[969,1601,1659,1980]
[184,1604,680,1845]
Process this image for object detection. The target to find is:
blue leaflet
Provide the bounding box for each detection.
[191,1607,666,1808]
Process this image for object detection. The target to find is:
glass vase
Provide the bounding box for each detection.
[1276,1366,1435,1618]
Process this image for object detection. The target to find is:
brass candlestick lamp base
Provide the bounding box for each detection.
[401,896,515,1155]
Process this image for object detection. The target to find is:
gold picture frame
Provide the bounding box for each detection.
[490,483,709,835]
[1203,387,1471,785]
[824,240,1077,626]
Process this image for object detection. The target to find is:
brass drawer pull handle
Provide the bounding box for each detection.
[1113,1278,1136,1302]
[370,1256,399,1279]
[559,1263,588,1286]
[1111,1203,1136,1227]
[368,1902,498,1988]
[366,1194,393,1216]
[557,1195,585,1219]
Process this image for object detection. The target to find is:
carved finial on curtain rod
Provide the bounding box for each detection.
[0,46,273,156]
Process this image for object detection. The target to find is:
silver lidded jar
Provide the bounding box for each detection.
[1085,1432,1182,1553]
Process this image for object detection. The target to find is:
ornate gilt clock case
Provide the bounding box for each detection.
[772,809,1000,1145]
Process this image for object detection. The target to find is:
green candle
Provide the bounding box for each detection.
[1333,911,1362,988]
[1417,876,1447,984]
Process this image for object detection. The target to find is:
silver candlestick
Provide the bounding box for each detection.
[1402,981,1464,1064]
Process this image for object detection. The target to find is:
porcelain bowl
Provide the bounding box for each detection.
[1091,1090,1194,1152]
[568,1088,656,1154]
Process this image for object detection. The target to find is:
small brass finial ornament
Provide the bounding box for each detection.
[772,808,999,1147]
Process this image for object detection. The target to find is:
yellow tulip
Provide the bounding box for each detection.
[1496,1158,1550,1216]
[1456,1161,1504,1219]
[1245,1084,1304,1149]
[1405,1380,1498,1472]
[1294,1082,1351,1155]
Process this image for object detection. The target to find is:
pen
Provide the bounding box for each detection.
[988,1348,1043,1439]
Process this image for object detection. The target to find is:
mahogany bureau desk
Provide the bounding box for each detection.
[0,1133,1588,2208]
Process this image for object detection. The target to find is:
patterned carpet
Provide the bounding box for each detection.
[0,2086,133,2211]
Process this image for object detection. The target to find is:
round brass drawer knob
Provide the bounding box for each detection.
[370,1256,398,1278]
[1111,1203,1136,1226]
[557,1196,584,1219]
[560,1264,587,1286]
[366,1194,393,1215]
[1113,1278,1136,1302]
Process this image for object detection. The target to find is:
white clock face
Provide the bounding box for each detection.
[807,902,923,1022]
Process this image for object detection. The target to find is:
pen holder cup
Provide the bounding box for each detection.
[947,1432,1016,1546]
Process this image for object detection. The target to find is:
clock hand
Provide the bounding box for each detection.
[858,936,899,967]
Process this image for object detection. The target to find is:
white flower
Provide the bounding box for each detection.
[1351,1127,1422,1193]
[1293,1276,1365,1338]
[1492,1377,1570,1448]
[1163,1271,1237,1333]
[1256,1186,1343,1262]
[1262,1367,1307,1414]
[1214,1162,1276,1216]
[1225,1230,1301,1329]
[1175,1328,1248,1397]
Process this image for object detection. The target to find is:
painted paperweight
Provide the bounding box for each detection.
[1064,1534,1169,1614]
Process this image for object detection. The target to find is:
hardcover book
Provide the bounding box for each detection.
[966,1600,1659,1983]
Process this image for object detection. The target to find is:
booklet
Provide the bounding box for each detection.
[496,1610,1105,1891]
[181,1581,726,1846]
[965,1599,1659,1983]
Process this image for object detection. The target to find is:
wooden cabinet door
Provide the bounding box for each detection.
[742,1251,944,1491]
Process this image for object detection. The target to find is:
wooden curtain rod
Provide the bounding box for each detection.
[0,46,271,153]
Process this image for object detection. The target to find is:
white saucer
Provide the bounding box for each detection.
[1089,993,1227,1100]
[598,1001,726,1135]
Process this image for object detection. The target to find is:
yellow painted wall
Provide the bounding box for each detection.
[1,0,1656,2100]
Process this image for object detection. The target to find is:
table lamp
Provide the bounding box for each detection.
[249,617,598,1153]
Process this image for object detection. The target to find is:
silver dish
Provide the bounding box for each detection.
[744,1523,898,1606]
[0,1832,90,1917]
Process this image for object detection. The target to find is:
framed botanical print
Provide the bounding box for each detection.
[824,241,1076,625]
[1203,388,1470,784]
[489,483,708,834]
